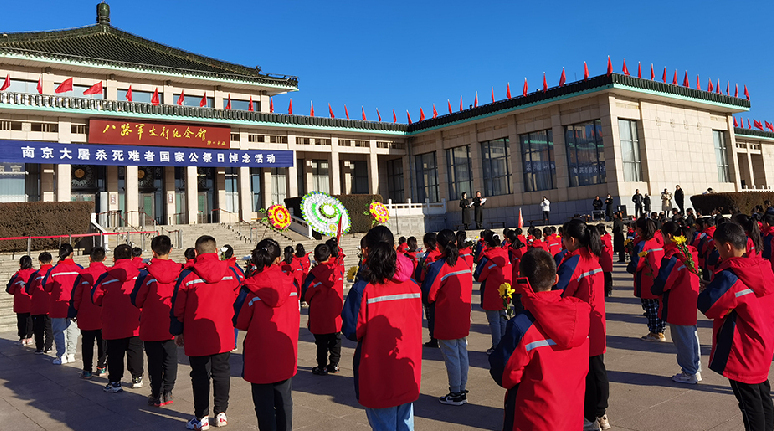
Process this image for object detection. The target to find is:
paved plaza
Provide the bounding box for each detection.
[0,263,766,430]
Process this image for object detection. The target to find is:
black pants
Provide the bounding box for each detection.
[425,303,436,340]
[145,340,178,396]
[584,354,610,421]
[81,329,107,372]
[189,352,230,418]
[604,272,613,296]
[475,208,483,229]
[106,336,143,383]
[251,379,293,431]
[32,314,53,351]
[635,205,642,217]
[16,312,32,340]
[729,379,774,431]
[542,211,550,224]
[313,333,341,369]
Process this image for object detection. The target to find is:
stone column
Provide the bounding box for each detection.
[262,168,273,208]
[125,165,139,226]
[287,150,299,198]
[402,155,411,203]
[41,164,55,202]
[239,166,252,222]
[341,161,354,194]
[55,164,71,202]
[550,105,570,202]
[726,115,742,191]
[186,166,198,224]
[164,167,175,225]
[368,140,380,195]
[216,167,226,221]
[107,165,120,212]
[331,142,341,195]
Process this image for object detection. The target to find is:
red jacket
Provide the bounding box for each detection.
[132,257,147,270]
[91,259,140,340]
[281,259,304,296]
[698,226,717,269]
[652,243,699,326]
[172,253,241,356]
[556,248,606,356]
[530,238,548,253]
[547,234,562,256]
[417,248,442,283]
[475,247,513,311]
[459,247,474,269]
[7,268,35,314]
[71,262,108,331]
[698,256,774,384]
[26,264,53,315]
[627,237,665,300]
[44,259,82,318]
[354,278,422,409]
[489,288,590,431]
[424,258,473,340]
[132,258,179,341]
[235,264,299,384]
[293,254,311,282]
[397,243,409,254]
[600,234,614,273]
[302,261,344,334]
[510,244,528,281]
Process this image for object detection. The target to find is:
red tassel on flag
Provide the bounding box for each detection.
[419,108,425,121]
[328,103,334,118]
[708,79,714,93]
[151,87,160,105]
[310,101,314,117]
[744,85,750,100]
[432,104,438,119]
[543,72,548,92]
[506,83,512,99]
[36,77,43,95]
[376,108,381,122]
[661,67,666,83]
[0,74,9,91]
[559,68,566,87]
[583,62,589,81]
[474,92,478,108]
[225,94,231,110]
[606,56,613,76]
[344,104,349,119]
[682,71,689,88]
[288,98,293,114]
[448,99,452,114]
[734,117,739,127]
[622,59,630,76]
[523,78,528,96]
[362,106,366,121]
[734,84,738,98]
[83,81,103,95]
[672,70,678,85]
[199,92,207,107]
[55,78,73,94]
[254,96,259,112]
[491,87,495,103]
[407,110,412,125]
[637,62,641,79]
[393,109,397,123]
[177,90,185,106]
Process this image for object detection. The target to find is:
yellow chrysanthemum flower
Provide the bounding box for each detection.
[672,235,687,245]
[498,283,515,299]
[638,250,648,258]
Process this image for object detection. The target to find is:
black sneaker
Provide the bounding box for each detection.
[312,367,328,376]
[131,376,143,388]
[104,382,123,393]
[34,350,44,355]
[439,392,464,406]
[424,339,439,348]
[326,364,340,374]
[148,394,161,407]
[160,391,174,407]
[460,390,468,404]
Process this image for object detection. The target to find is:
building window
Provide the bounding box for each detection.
[250,167,262,211]
[311,160,330,193]
[224,99,259,111]
[481,138,512,196]
[172,93,213,108]
[446,145,473,200]
[4,79,39,95]
[119,89,164,105]
[271,168,287,205]
[713,130,731,182]
[565,120,605,187]
[520,130,556,192]
[224,167,239,213]
[0,162,29,202]
[415,152,439,203]
[297,160,306,196]
[352,161,369,194]
[387,159,404,202]
[270,135,288,144]
[618,120,642,182]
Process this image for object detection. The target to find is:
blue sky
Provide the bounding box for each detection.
[4,0,774,124]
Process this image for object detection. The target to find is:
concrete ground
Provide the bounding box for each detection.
[0,262,767,430]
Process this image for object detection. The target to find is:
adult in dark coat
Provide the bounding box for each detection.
[612,212,626,263]
[632,189,643,217]
[643,194,651,214]
[674,185,684,214]
[473,191,484,229]
[604,194,614,221]
[592,196,603,212]
[460,192,471,229]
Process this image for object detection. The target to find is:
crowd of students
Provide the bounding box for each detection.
[4,204,774,431]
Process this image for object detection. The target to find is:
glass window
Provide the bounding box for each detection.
[297,160,306,196]
[618,120,642,182]
[311,160,330,193]
[250,167,262,211]
[224,99,259,111]
[481,138,512,196]
[520,130,556,192]
[352,161,369,194]
[713,130,731,182]
[224,167,239,213]
[565,120,606,187]
[387,159,404,202]
[0,162,28,202]
[172,93,214,108]
[271,167,287,205]
[446,145,473,200]
[118,89,164,105]
[4,79,39,95]
[415,152,439,202]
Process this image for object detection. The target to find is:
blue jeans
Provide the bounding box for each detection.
[485,309,507,348]
[51,317,79,358]
[670,324,701,375]
[365,403,414,431]
[439,338,469,393]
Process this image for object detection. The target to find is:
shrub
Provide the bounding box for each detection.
[285,194,383,235]
[690,192,774,215]
[0,202,93,252]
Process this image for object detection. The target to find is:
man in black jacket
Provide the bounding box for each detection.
[604,194,614,221]
[632,190,643,218]
[674,185,684,214]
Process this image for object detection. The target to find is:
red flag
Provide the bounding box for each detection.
[696,75,700,91]
[419,108,425,121]
[376,108,381,122]
[460,96,463,112]
[766,121,774,132]
[559,68,566,87]
[288,98,293,114]
[432,104,438,119]
[200,92,207,107]
[407,110,412,124]
[448,99,452,114]
[393,109,397,123]
[727,81,730,95]
[474,91,478,108]
[661,67,666,83]
[708,78,714,93]
[55,77,73,94]
[344,104,349,119]
[523,77,528,96]
[744,85,750,100]
[606,56,613,76]
[717,79,721,95]
[637,62,641,79]
[362,106,366,121]
[583,62,589,81]
[83,81,103,95]
[622,59,630,76]
[754,120,764,131]
[310,101,314,117]
[734,117,739,127]
[518,208,523,229]
[36,76,43,94]
[0,74,9,91]
[336,215,343,245]
[151,87,160,105]
[748,118,751,129]
[506,83,512,99]
[126,85,133,101]
[177,89,185,105]
[491,87,495,103]
[734,84,738,98]
[328,103,334,118]
[672,70,678,85]
[543,72,548,92]
[225,94,231,110]
[255,96,259,113]
[650,64,654,80]
[682,71,689,88]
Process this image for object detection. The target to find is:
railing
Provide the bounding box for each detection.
[0,230,158,257]
[385,198,447,217]
[96,210,126,228]
[287,208,313,239]
[211,208,241,224]
[169,212,187,225]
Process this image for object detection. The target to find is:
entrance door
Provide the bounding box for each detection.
[198,192,212,223]
[139,193,155,227]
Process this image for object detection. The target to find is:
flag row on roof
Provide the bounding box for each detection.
[734,117,774,133]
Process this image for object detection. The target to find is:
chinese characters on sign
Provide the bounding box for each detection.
[88,119,231,149]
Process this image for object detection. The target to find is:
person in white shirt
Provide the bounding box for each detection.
[540,197,550,225]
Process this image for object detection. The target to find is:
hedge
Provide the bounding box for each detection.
[0,202,93,252]
[690,192,774,215]
[285,194,383,235]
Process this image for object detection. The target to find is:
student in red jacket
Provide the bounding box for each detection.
[294,243,311,283]
[281,246,303,296]
[132,235,179,407]
[7,255,35,346]
[302,244,344,375]
[404,236,419,271]
[397,237,409,254]
[627,217,666,342]
[132,247,147,270]
[490,249,591,431]
[760,214,774,270]
[92,244,143,393]
[71,247,108,379]
[734,213,763,259]
[26,252,53,354]
[697,217,717,281]
[235,238,299,431]
[183,248,196,270]
[353,239,422,430]
[424,229,473,406]
[45,244,82,365]
[652,222,701,384]
[457,230,473,269]
[546,227,563,256]
[417,232,441,348]
[556,219,609,430]
[698,222,774,431]
[172,235,241,430]
[597,224,614,297]
[474,232,512,354]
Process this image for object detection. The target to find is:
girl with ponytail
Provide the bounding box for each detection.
[733,213,763,258]
[457,231,473,269]
[281,246,303,297]
[45,242,81,365]
[474,231,513,354]
[627,217,666,341]
[556,218,610,428]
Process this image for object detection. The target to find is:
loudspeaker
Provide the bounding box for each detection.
[617,205,627,217]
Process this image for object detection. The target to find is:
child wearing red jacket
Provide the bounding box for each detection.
[302,244,344,375]
[474,232,512,354]
[45,243,82,365]
[627,217,666,342]
[281,246,303,296]
[235,238,299,431]
[424,229,473,406]
[293,243,311,283]
[457,230,473,269]
[132,247,147,270]
[596,224,614,297]
[172,235,241,430]
[70,247,108,379]
[92,244,143,393]
[489,249,591,431]
[132,235,179,407]
[7,255,35,346]
[652,222,701,384]
[26,252,53,354]
[698,222,774,431]
[418,232,441,348]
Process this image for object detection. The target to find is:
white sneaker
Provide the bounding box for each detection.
[52,355,68,365]
[597,414,611,430]
[583,418,601,431]
[214,412,227,427]
[186,417,209,430]
[66,354,75,363]
[671,371,700,384]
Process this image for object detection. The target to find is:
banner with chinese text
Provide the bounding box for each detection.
[0,140,292,168]
[88,119,231,149]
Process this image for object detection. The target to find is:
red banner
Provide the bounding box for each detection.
[88,119,231,149]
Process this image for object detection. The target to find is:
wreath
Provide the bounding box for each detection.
[301,192,351,236]
[367,201,390,224]
[266,204,291,231]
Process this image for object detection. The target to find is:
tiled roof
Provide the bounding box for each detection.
[734,128,774,140]
[0,23,298,88]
